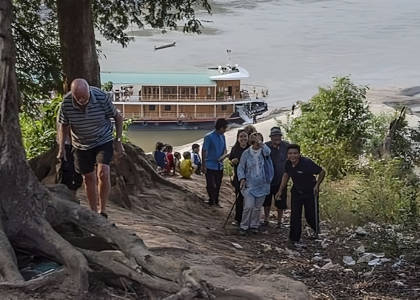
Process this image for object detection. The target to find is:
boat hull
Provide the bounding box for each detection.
[128,115,244,130]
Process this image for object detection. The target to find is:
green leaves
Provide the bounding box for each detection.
[12,0,211,114]
[20,97,62,159]
[286,76,371,178]
[12,0,62,114]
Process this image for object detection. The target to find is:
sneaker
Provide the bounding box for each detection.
[215,203,223,208]
[308,232,319,240]
[250,228,259,234]
[239,229,248,236]
[261,220,269,226]
[231,220,239,226]
[100,212,108,219]
[287,240,298,249]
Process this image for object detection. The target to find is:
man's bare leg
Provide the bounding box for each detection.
[83,171,98,211]
[97,163,111,214]
[277,209,284,225]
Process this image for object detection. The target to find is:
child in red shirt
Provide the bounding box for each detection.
[165,145,175,175]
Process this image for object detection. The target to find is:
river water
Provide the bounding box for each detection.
[99,0,420,152]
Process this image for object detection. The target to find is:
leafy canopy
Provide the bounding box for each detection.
[12,0,211,111]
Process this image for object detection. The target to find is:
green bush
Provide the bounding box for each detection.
[321,158,419,227]
[20,97,62,159]
[285,76,372,178]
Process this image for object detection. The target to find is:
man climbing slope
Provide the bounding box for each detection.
[57,78,124,218]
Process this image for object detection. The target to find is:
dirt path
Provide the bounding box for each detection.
[96,173,420,300]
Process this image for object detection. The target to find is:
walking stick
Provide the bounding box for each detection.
[314,192,320,234]
[223,192,240,229]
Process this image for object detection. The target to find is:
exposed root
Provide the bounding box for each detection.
[163,269,215,300]
[48,196,183,283]
[0,223,24,282]
[79,248,179,294]
[17,217,90,296]
[0,268,67,292]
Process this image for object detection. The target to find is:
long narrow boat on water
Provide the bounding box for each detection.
[101,64,268,128]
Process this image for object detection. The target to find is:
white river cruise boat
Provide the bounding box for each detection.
[101,64,268,128]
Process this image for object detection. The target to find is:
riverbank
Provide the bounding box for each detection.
[173,87,420,155]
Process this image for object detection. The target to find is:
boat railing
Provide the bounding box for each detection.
[111,94,262,103]
[122,112,233,121]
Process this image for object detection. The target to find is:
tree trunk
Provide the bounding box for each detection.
[56,0,100,92]
[0,4,214,297]
[0,0,46,239]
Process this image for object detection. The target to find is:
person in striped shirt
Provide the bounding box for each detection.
[57,78,124,218]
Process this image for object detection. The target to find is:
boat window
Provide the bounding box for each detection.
[149,105,156,111]
[164,105,171,111]
[221,105,227,111]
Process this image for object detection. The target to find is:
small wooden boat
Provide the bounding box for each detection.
[154,42,176,51]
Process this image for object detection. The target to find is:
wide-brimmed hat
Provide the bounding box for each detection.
[269,127,283,137]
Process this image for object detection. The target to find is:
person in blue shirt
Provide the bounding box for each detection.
[191,143,202,175]
[276,144,326,245]
[153,142,166,171]
[201,118,228,207]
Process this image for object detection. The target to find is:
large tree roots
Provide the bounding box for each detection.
[0,185,218,299]
[0,223,23,282]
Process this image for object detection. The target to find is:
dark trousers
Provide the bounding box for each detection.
[234,185,244,223]
[289,190,319,242]
[195,163,202,175]
[205,169,223,205]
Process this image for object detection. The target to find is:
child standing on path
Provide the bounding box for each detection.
[192,144,202,175]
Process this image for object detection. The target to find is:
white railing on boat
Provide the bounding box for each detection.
[111,84,269,103]
[122,112,234,121]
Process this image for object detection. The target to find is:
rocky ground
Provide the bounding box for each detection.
[165,174,420,300]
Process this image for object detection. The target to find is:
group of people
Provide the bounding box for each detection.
[201,118,326,246]
[153,142,202,179]
[56,79,326,246]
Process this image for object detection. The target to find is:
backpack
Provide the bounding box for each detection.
[56,146,83,191]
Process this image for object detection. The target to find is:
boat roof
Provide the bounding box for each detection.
[101,65,250,86]
[101,72,217,86]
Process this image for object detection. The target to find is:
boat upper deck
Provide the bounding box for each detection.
[101,68,269,103]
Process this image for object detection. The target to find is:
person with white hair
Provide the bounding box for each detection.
[57,79,124,218]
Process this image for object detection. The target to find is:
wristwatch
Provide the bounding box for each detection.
[115,137,122,142]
